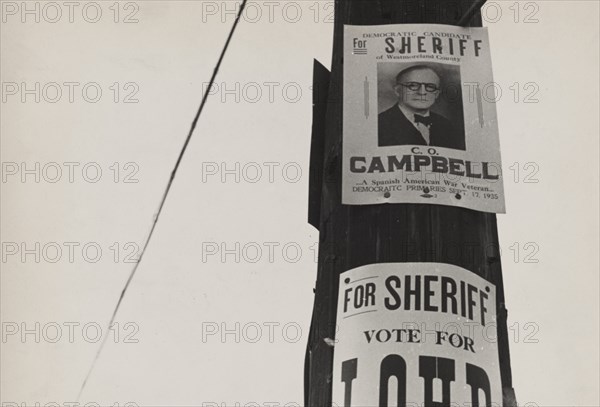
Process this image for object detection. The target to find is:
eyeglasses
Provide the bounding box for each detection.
[399,82,439,92]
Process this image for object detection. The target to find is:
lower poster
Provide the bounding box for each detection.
[331,263,502,407]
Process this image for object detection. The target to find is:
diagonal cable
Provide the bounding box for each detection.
[77,0,248,399]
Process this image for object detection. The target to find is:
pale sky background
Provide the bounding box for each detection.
[1,1,599,406]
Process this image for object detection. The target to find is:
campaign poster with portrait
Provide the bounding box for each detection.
[331,263,502,407]
[343,24,506,213]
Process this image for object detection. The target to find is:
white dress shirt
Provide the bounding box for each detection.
[398,104,431,145]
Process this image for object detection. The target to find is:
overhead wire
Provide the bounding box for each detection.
[76,0,249,399]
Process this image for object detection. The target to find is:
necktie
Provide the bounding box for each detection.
[414,114,433,127]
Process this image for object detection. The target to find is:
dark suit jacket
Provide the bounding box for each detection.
[378,105,465,150]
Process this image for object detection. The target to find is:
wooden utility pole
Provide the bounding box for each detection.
[306,0,516,405]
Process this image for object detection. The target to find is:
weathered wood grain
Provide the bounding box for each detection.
[306,1,516,406]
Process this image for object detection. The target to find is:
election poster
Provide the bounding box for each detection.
[331,263,502,407]
[343,24,505,213]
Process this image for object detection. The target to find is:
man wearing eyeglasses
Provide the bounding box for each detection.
[378,65,465,150]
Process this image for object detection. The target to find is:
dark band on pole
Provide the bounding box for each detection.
[458,0,488,26]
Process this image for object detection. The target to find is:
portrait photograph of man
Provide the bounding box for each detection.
[377,62,466,150]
